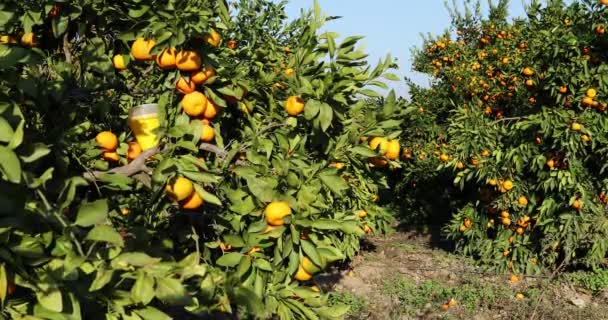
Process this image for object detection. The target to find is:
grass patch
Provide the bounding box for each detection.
[327,292,368,315]
[565,269,608,293]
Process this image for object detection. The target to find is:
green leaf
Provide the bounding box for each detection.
[19,143,51,163]
[253,258,273,271]
[74,199,108,227]
[0,117,13,143]
[233,286,264,315]
[349,145,377,157]
[89,268,114,292]
[112,253,162,268]
[131,271,155,305]
[318,171,348,194]
[85,225,124,247]
[0,146,21,183]
[133,307,172,320]
[317,304,350,319]
[311,219,343,230]
[195,185,222,206]
[216,252,243,267]
[304,100,321,120]
[318,103,333,132]
[155,277,191,306]
[36,288,63,313]
[301,240,322,267]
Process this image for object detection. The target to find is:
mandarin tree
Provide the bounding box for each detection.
[0,0,403,319]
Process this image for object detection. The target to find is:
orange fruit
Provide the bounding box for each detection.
[96,131,118,151]
[515,293,525,299]
[0,35,18,44]
[285,96,305,116]
[522,67,534,76]
[510,275,520,283]
[502,217,512,226]
[464,218,473,228]
[385,140,401,160]
[265,201,292,226]
[582,134,590,142]
[369,137,389,152]
[131,37,156,61]
[165,177,194,202]
[546,159,555,168]
[518,196,528,206]
[181,91,208,117]
[440,154,449,162]
[330,162,345,170]
[203,99,220,119]
[488,179,497,186]
[501,211,510,218]
[516,227,524,235]
[356,210,368,218]
[203,30,221,48]
[441,304,449,311]
[571,122,582,131]
[181,191,203,209]
[176,50,202,71]
[572,199,583,210]
[103,152,120,162]
[112,54,128,70]
[294,264,313,281]
[456,162,464,170]
[558,86,568,94]
[227,40,237,49]
[448,299,457,307]
[121,208,129,216]
[363,224,373,234]
[20,32,39,47]
[191,65,216,85]
[301,257,321,274]
[284,68,294,77]
[200,121,215,142]
[176,77,196,94]
[155,48,177,69]
[481,150,490,157]
[502,179,514,191]
[127,141,142,160]
[586,88,597,98]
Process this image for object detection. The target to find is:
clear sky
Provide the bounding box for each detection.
[282,1,530,97]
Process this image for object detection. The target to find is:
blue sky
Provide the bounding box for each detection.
[282,1,530,97]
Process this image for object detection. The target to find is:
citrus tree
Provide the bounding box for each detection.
[0,0,403,319]
[404,0,608,274]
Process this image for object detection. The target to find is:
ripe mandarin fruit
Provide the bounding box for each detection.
[20,32,39,47]
[518,196,528,206]
[501,211,510,218]
[227,40,237,49]
[516,227,524,235]
[441,304,449,311]
[558,86,568,94]
[301,257,321,274]
[385,140,401,160]
[456,162,464,170]
[448,299,457,307]
[112,54,128,70]
[571,122,582,131]
[285,96,305,116]
[155,48,177,69]
[488,179,497,186]
[176,77,196,94]
[510,275,520,283]
[166,177,194,202]
[363,224,373,234]
[330,162,345,170]
[546,159,555,168]
[181,91,208,117]
[572,199,583,210]
[127,141,142,160]
[522,67,534,76]
[582,134,590,142]
[191,66,216,84]
[200,121,215,142]
[515,293,524,299]
[440,154,449,162]
[502,179,514,191]
[586,88,597,98]
[369,137,389,152]
[103,152,120,162]
[181,191,203,209]
[481,150,490,157]
[96,131,118,151]
[176,50,202,71]
[284,68,294,77]
[502,217,512,226]
[131,37,156,61]
[356,210,367,218]
[0,34,18,44]
[203,30,221,48]
[203,99,220,119]
[294,264,313,281]
[264,201,292,226]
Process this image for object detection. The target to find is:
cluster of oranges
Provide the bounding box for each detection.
[0,32,40,48]
[95,131,143,163]
[366,136,401,167]
[165,177,203,209]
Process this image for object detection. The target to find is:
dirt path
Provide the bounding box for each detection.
[316,231,608,320]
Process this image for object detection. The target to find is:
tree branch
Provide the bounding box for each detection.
[83,146,160,181]
[200,143,228,158]
[63,32,72,65]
